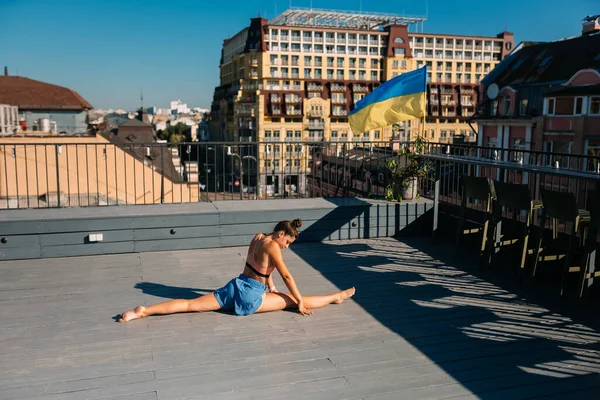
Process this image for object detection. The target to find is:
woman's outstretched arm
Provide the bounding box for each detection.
[266,242,312,315]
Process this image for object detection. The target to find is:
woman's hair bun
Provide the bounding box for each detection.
[292,218,302,229]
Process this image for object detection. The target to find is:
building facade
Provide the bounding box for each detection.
[0,70,93,135]
[209,8,513,197]
[475,19,600,201]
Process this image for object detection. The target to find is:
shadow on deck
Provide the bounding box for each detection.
[288,234,600,399]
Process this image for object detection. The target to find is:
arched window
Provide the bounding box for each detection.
[394,37,404,44]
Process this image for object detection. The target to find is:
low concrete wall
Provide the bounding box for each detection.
[0,198,433,260]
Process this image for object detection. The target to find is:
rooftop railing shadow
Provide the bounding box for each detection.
[290,197,600,398]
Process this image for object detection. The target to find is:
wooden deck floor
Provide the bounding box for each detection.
[1,237,600,399]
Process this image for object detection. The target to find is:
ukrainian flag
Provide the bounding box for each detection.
[348,66,427,135]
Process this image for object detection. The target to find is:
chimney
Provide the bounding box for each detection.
[3,66,7,76]
[582,15,600,35]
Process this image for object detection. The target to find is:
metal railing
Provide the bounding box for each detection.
[3,140,599,211]
[417,144,600,237]
[0,141,398,208]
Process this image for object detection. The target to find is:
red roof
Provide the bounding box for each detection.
[0,76,93,110]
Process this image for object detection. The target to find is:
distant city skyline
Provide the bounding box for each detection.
[1,0,596,110]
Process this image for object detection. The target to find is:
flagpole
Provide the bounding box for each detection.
[420,65,427,152]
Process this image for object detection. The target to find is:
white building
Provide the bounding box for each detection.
[170,100,190,115]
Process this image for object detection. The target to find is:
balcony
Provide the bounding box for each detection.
[352,84,369,93]
[331,84,347,92]
[308,122,325,129]
[286,109,302,116]
[333,109,348,116]
[285,97,302,104]
[236,108,255,116]
[307,83,323,92]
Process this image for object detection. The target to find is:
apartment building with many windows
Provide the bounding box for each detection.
[209,8,513,197]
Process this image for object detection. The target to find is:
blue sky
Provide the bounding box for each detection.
[0,0,596,110]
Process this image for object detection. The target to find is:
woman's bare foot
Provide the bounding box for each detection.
[334,287,356,304]
[118,306,145,322]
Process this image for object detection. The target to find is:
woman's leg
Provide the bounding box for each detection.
[256,287,355,313]
[119,292,222,322]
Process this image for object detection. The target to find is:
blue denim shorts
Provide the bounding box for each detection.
[213,274,267,316]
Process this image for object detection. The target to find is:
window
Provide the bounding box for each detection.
[394,37,404,43]
[491,100,498,116]
[286,130,293,139]
[543,141,573,167]
[520,99,528,116]
[585,139,600,172]
[591,97,600,115]
[555,98,573,115]
[503,97,511,116]
[392,60,399,68]
[575,97,583,115]
[273,130,280,139]
[547,98,556,115]
[374,130,381,139]
[264,130,272,139]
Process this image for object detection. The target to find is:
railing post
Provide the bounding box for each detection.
[342,142,347,194]
[55,144,61,208]
[160,145,165,204]
[239,157,244,200]
[432,160,441,236]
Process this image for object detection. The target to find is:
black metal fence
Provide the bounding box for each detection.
[2,140,599,210]
[0,141,396,209]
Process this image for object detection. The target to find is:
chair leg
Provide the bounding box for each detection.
[580,251,591,298]
[531,215,546,282]
[560,227,576,298]
[518,225,530,284]
[457,197,466,246]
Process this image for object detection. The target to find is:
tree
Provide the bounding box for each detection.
[158,123,189,143]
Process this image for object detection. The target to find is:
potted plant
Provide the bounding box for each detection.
[385,135,429,202]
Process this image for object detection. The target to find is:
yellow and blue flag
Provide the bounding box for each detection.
[348,66,427,135]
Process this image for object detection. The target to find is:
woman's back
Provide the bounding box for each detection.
[246,234,275,276]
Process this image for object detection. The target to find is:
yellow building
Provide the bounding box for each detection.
[210,8,513,196]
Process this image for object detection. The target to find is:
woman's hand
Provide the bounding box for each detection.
[269,286,278,293]
[297,301,313,316]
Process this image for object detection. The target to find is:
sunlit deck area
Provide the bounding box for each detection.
[1,236,600,400]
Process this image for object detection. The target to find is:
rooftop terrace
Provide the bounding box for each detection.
[1,235,599,399]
